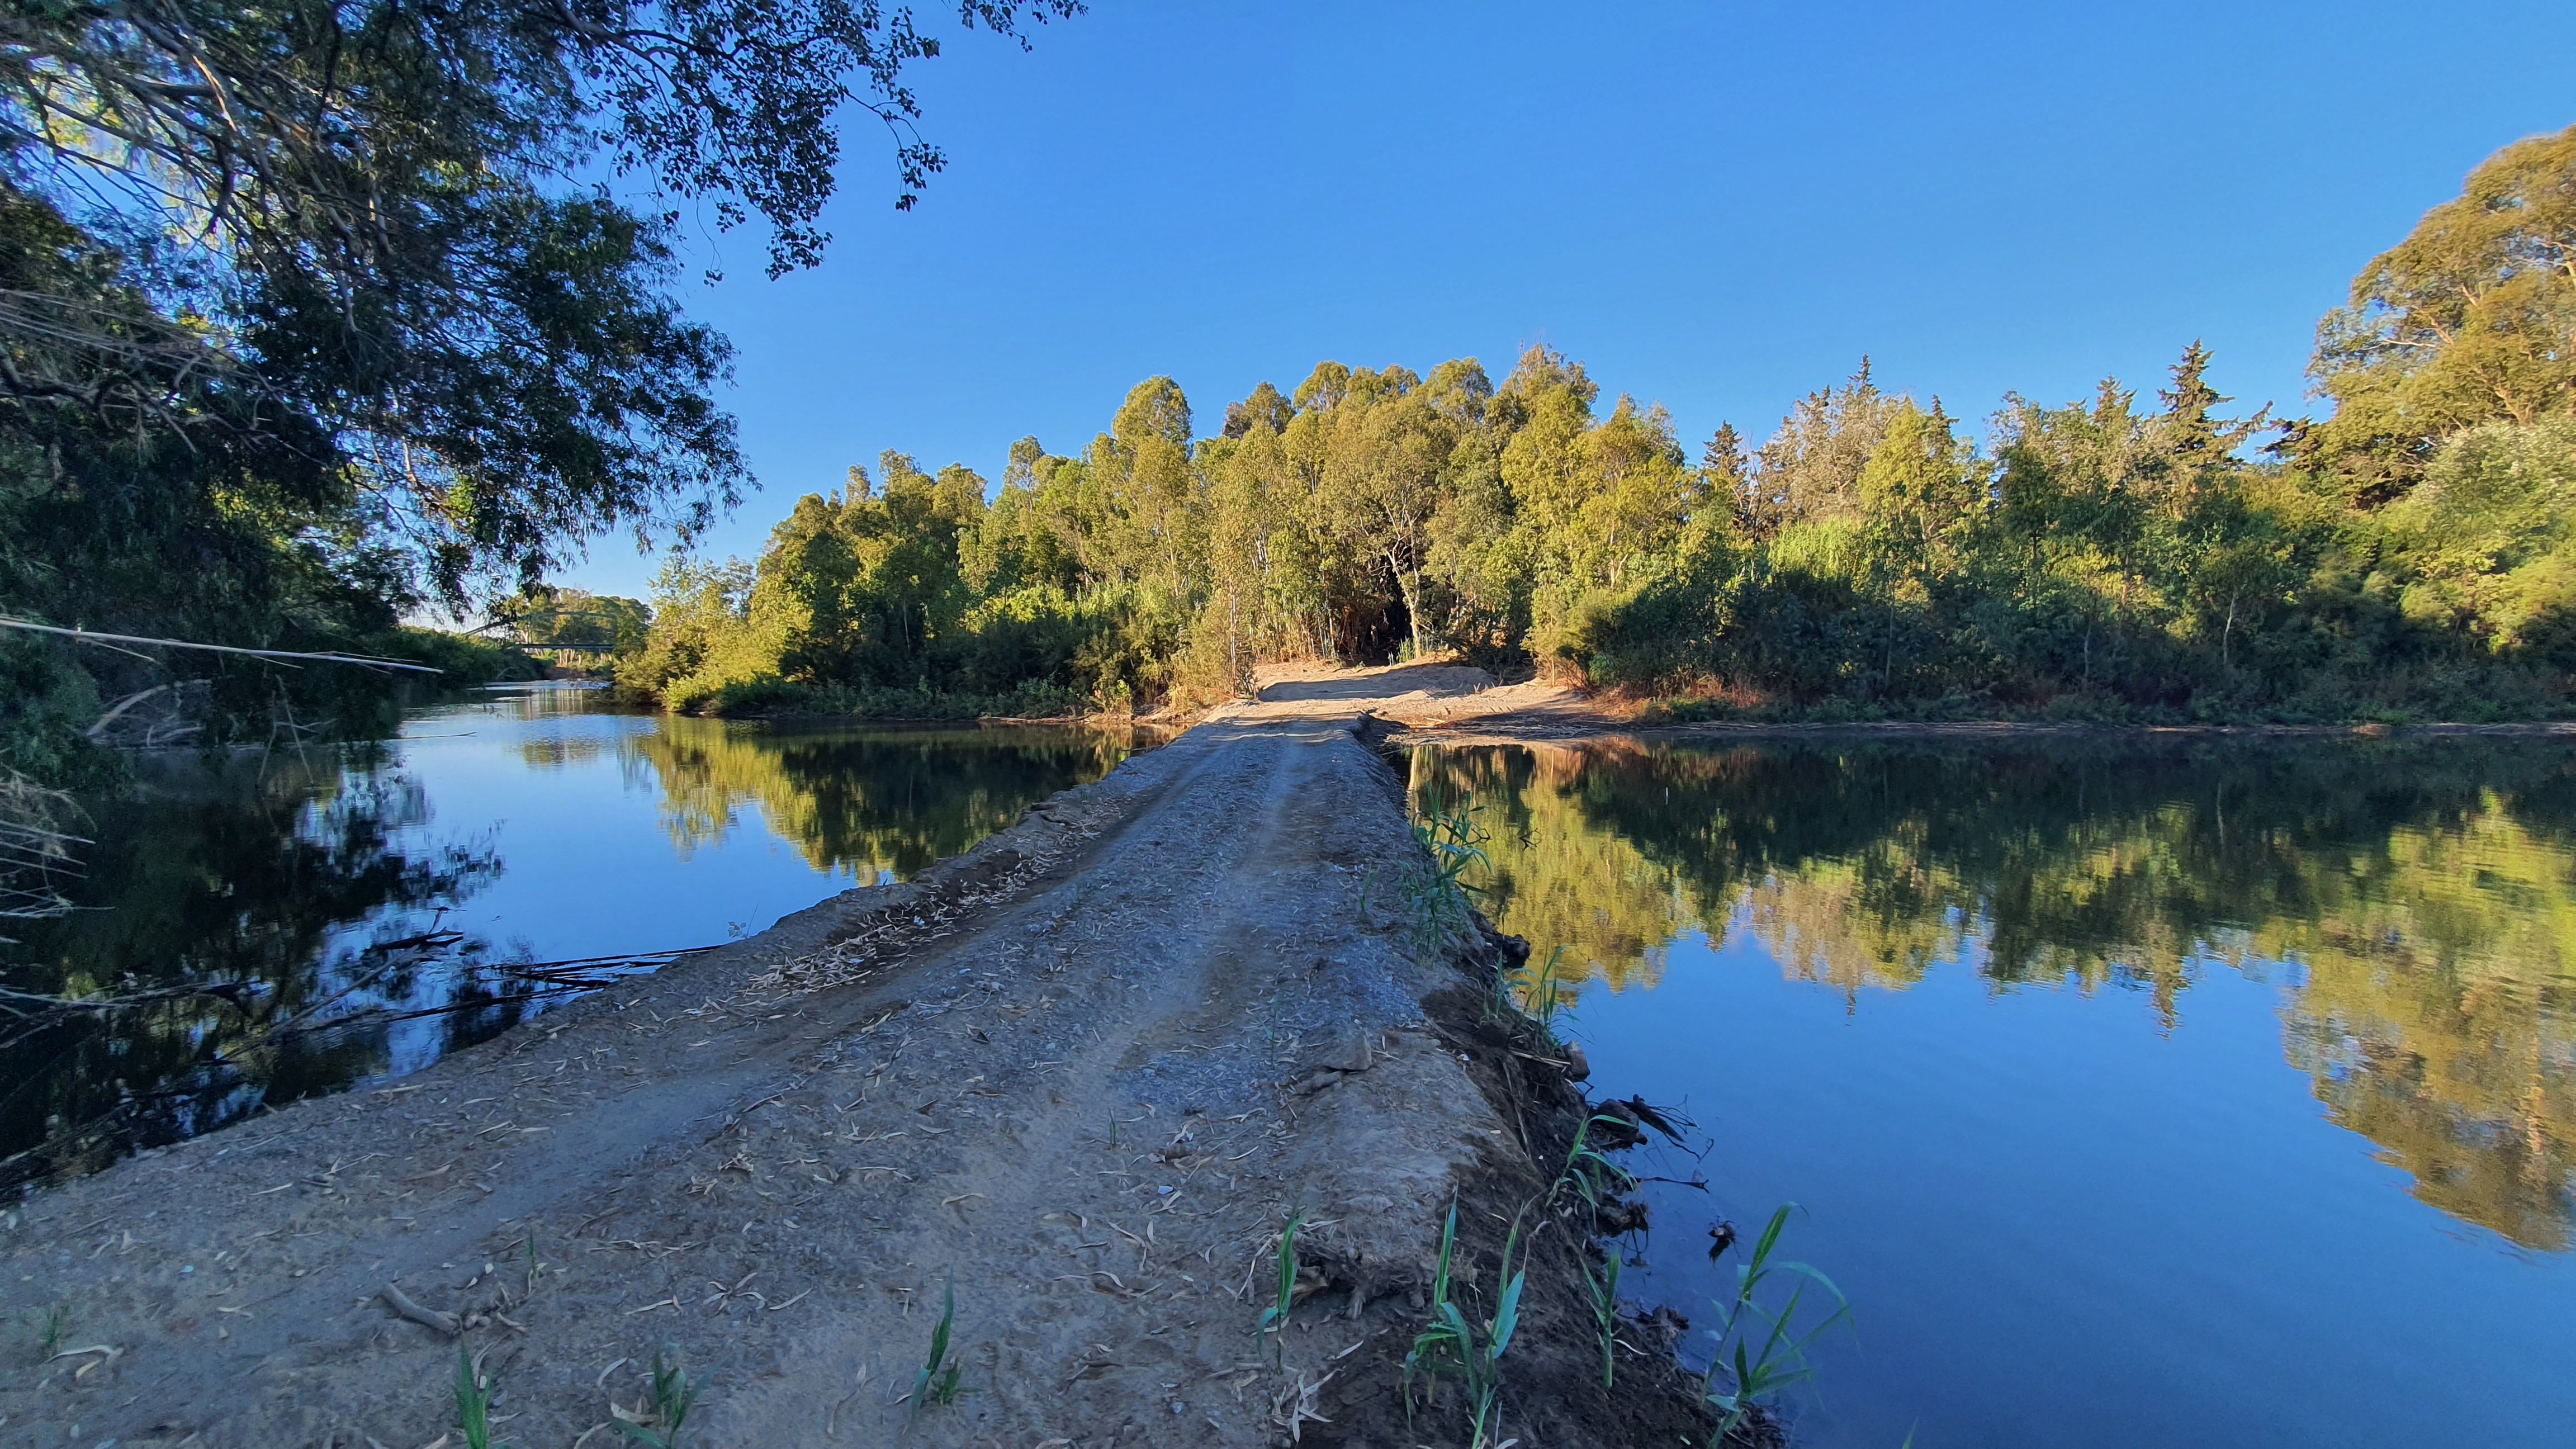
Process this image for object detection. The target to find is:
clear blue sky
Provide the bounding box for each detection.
[557,0,2576,600]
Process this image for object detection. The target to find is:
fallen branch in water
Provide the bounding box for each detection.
[0,616,443,674]
[0,764,83,928]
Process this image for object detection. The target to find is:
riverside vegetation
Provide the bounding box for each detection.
[0,0,1081,790]
[606,125,2576,728]
[8,70,2575,792]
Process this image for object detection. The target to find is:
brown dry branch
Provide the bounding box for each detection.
[378,1282,462,1336]
[0,763,82,927]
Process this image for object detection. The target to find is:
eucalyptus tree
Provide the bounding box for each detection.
[1086,376,1200,597]
[2373,417,2576,664]
[1311,369,1451,659]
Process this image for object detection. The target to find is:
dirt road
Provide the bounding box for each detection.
[1,690,1713,1448]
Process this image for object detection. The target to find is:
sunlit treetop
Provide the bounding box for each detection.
[2309,123,2576,501]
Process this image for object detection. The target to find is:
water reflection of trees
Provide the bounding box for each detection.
[624,720,1135,880]
[2,714,1138,1191]
[517,735,610,770]
[1414,738,2576,1250]
[0,755,501,1188]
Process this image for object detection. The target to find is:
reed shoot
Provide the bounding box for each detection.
[911,1277,964,1418]
[614,1347,699,1448]
[1256,1210,1306,1363]
[1403,1201,1527,1449]
[1702,1205,1850,1447]
[1405,786,1489,948]
[454,1346,504,1449]
[1552,1111,1640,1219]
[1516,945,1569,1050]
[1584,1247,1622,1389]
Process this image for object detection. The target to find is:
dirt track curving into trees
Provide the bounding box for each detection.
[0,673,1715,1449]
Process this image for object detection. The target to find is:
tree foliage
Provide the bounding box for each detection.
[0,0,1080,779]
[2308,124,2576,502]
[634,121,2576,731]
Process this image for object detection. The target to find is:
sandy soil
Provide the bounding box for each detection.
[1281,665,2576,747]
[1224,661,1606,735]
[0,688,1715,1448]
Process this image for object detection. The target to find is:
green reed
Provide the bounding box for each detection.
[1403,1201,1527,1449]
[1702,1205,1850,1447]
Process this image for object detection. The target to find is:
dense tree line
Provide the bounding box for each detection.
[621,124,2576,723]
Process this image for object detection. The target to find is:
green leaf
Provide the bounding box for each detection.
[1489,1270,1526,1358]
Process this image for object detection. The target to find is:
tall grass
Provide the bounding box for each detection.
[0,764,79,930]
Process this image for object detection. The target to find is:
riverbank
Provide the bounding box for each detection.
[585,648,2576,747]
[1306,662,2576,746]
[0,696,1717,1446]
[1407,713,2576,747]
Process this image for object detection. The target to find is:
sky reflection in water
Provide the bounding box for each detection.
[1412,737,2576,1449]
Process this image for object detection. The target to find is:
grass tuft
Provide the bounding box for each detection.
[28,1301,69,1362]
[614,1347,699,1448]
[910,1276,964,1420]
[1255,1209,1305,1364]
[1402,1200,1527,1449]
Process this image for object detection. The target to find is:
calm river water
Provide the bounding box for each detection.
[1410,736,2576,1449]
[13,702,2568,1445]
[0,683,1145,1190]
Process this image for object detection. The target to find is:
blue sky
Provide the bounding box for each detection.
[557,0,2576,600]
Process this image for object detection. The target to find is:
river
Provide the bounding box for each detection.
[1410,733,2576,1448]
[0,682,1148,1190]
[11,702,2568,1446]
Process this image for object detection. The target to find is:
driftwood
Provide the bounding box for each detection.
[379,1282,461,1336]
